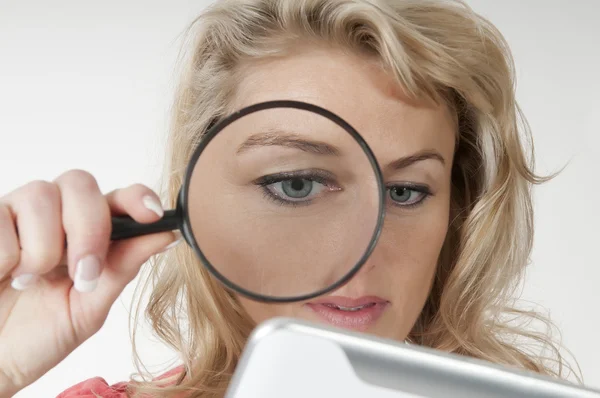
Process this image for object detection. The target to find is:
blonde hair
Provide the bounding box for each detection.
[128,0,579,396]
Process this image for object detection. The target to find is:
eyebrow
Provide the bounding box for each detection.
[236,130,341,156]
[386,150,446,171]
[236,131,445,169]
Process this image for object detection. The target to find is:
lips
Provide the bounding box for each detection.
[304,296,389,332]
[322,302,377,311]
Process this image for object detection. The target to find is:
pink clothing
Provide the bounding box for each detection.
[57,367,183,398]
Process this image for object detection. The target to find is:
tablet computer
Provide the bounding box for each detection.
[225,317,599,398]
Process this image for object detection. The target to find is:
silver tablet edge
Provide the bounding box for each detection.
[226,317,600,398]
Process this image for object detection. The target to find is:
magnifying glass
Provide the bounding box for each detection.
[110,100,386,303]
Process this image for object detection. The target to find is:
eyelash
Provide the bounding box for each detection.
[254,170,338,207]
[385,183,432,209]
[254,171,432,209]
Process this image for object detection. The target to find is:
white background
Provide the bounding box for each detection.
[0,0,598,396]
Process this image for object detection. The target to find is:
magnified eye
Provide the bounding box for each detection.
[268,178,324,201]
[255,170,340,206]
[387,185,430,207]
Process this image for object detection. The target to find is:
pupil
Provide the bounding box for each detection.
[290,179,305,191]
[391,187,410,202]
[281,178,313,199]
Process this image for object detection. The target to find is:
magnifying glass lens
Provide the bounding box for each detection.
[186,105,382,300]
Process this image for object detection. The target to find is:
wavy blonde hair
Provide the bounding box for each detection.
[127,0,579,396]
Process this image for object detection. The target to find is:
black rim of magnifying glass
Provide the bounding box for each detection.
[180,100,386,303]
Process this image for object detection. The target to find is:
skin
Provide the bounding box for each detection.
[220,45,458,342]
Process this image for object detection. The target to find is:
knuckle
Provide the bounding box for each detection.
[126,183,156,200]
[128,183,149,193]
[70,215,111,246]
[0,363,26,396]
[58,169,99,193]
[23,180,59,200]
[22,181,60,212]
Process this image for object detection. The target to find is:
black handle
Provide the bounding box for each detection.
[111,209,181,240]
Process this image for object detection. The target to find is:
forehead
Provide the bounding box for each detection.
[229,46,456,163]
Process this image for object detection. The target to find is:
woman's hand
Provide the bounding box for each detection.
[0,170,179,397]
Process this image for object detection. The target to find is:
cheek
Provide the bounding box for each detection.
[385,197,449,268]
[406,209,448,271]
[380,196,450,304]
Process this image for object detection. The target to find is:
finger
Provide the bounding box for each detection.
[104,183,165,222]
[7,181,64,288]
[0,204,19,282]
[54,170,110,293]
[72,231,180,331]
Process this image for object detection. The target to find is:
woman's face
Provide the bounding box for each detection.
[192,45,456,342]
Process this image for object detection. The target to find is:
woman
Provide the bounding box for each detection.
[0,0,579,397]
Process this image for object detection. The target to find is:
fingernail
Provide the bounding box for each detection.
[11,274,38,290]
[74,255,101,293]
[142,195,164,217]
[160,231,183,253]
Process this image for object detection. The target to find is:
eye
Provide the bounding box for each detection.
[254,169,340,207]
[387,185,430,207]
[266,178,325,202]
